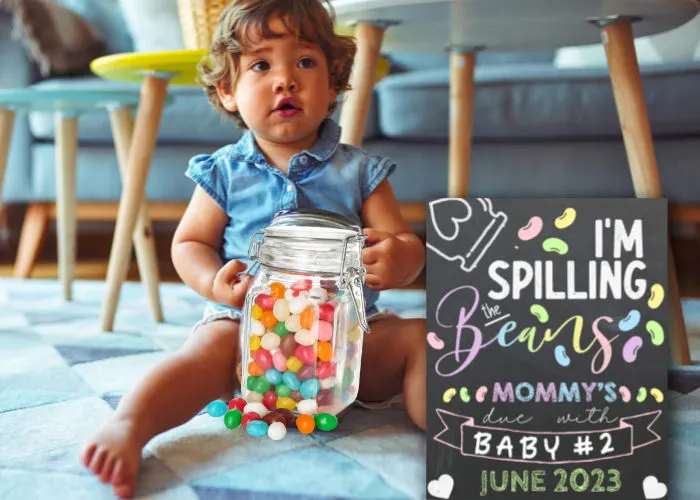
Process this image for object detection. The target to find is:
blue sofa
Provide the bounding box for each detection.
[2,3,700,225]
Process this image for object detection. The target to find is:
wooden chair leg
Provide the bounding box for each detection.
[602,19,691,366]
[0,109,15,199]
[55,113,78,301]
[13,203,51,278]
[449,50,477,198]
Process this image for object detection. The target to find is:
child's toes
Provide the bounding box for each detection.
[99,455,117,483]
[80,442,97,468]
[112,460,136,499]
[89,447,108,475]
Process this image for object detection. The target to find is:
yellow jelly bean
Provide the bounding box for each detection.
[348,325,362,343]
[251,304,263,320]
[442,388,457,403]
[554,207,576,229]
[249,335,261,351]
[276,396,296,410]
[286,355,303,373]
[648,283,665,310]
[650,388,664,403]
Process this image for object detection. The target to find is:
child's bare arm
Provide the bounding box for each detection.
[172,187,252,307]
[360,180,425,290]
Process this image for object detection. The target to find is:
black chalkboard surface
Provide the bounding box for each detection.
[426,198,668,500]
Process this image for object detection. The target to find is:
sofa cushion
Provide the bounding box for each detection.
[376,61,700,140]
[27,77,380,144]
[56,0,134,54]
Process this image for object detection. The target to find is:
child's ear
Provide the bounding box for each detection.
[216,81,238,112]
[328,74,338,106]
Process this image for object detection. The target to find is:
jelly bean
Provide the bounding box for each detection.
[248,361,265,377]
[320,279,339,292]
[246,376,259,391]
[247,420,269,437]
[276,384,292,397]
[296,364,316,381]
[280,335,298,357]
[648,283,665,310]
[646,320,665,346]
[255,294,275,310]
[316,341,332,362]
[320,376,336,389]
[316,389,334,406]
[618,309,641,332]
[314,413,338,431]
[294,329,315,346]
[276,396,296,410]
[530,304,549,324]
[554,207,576,229]
[312,320,333,342]
[291,279,312,291]
[273,299,290,322]
[475,386,488,403]
[300,377,321,399]
[261,332,281,351]
[255,349,273,371]
[295,345,316,365]
[623,336,643,363]
[296,414,315,434]
[297,398,319,415]
[274,408,295,426]
[241,411,261,428]
[251,304,263,320]
[460,387,470,403]
[442,388,457,403]
[554,345,570,367]
[517,216,543,241]
[274,322,290,337]
[290,390,302,402]
[228,397,247,412]
[316,361,333,379]
[348,325,362,343]
[251,319,265,336]
[289,297,309,315]
[282,371,301,390]
[285,315,302,333]
[250,335,261,351]
[260,310,277,329]
[637,387,648,403]
[270,282,286,299]
[265,368,283,385]
[619,386,631,403]
[263,389,278,410]
[286,355,303,373]
[251,377,271,394]
[300,307,316,329]
[206,400,228,417]
[318,303,335,322]
[542,237,568,255]
[650,388,664,403]
[246,391,264,403]
[224,409,243,429]
[272,351,288,372]
[263,411,287,426]
[244,401,269,416]
[268,421,287,440]
[309,287,328,302]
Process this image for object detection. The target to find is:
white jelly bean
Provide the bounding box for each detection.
[243,402,269,416]
[297,399,318,415]
[320,376,336,389]
[268,421,287,440]
[309,287,328,302]
[273,299,290,321]
[295,329,315,346]
[261,332,281,351]
[285,314,301,332]
[251,319,265,336]
[246,391,264,403]
[289,297,310,314]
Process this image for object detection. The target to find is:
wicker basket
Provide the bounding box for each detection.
[178,0,230,50]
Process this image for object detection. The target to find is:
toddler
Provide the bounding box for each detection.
[80,0,426,497]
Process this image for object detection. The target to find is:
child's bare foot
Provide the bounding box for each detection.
[79,416,144,498]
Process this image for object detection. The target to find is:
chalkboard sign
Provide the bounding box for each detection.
[426,198,668,500]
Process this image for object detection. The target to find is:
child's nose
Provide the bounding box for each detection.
[273,69,297,92]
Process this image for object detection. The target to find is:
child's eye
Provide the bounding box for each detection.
[251,61,270,71]
[298,58,316,69]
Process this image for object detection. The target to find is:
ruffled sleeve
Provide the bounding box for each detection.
[185,153,229,211]
[361,155,397,201]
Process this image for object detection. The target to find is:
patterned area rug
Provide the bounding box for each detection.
[3,278,700,499]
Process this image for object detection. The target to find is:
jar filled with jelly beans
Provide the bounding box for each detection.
[240,208,370,418]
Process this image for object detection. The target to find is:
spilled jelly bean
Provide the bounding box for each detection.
[622,336,643,363]
[618,309,641,332]
[637,387,648,403]
[554,345,570,367]
[443,388,457,403]
[648,284,664,310]
[542,237,568,255]
[645,320,665,346]
[650,388,664,403]
[554,207,576,229]
[530,304,549,323]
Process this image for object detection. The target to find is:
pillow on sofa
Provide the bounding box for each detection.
[118,0,184,52]
[0,0,106,76]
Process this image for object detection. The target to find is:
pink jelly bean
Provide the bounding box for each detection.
[297,364,315,381]
[312,320,333,341]
[255,294,275,310]
[316,389,334,406]
[255,349,273,370]
[316,361,333,379]
[272,351,288,372]
[318,303,335,322]
[291,279,312,291]
[295,344,316,365]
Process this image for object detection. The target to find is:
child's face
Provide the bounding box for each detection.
[218,15,338,146]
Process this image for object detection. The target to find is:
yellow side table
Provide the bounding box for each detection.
[91,49,207,332]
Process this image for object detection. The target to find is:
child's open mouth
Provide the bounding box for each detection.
[273,98,301,118]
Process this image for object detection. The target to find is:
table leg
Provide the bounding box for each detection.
[108,106,163,323]
[0,109,15,201]
[101,76,169,332]
[449,50,477,198]
[55,113,78,301]
[339,22,386,146]
[601,19,691,366]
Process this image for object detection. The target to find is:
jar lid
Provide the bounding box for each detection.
[264,208,361,239]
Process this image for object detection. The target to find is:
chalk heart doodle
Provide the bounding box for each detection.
[642,476,667,500]
[427,474,454,499]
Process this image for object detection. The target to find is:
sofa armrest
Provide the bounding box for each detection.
[0,12,42,89]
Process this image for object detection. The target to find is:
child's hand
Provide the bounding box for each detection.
[212,260,253,308]
[361,228,409,291]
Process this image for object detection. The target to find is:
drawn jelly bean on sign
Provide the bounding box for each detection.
[619,309,641,332]
[554,345,571,367]
[645,320,665,346]
[475,386,488,403]
[637,387,648,403]
[427,331,445,350]
[517,216,543,241]
[650,388,664,403]
[619,386,632,403]
[647,283,665,310]
[542,237,569,255]
[623,336,644,363]
[459,387,471,403]
[530,304,549,323]
[443,388,457,403]
[554,207,576,229]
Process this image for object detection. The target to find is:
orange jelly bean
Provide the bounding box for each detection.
[296,414,315,434]
[261,310,278,329]
[270,282,286,299]
[316,341,333,362]
[300,307,316,329]
[248,361,264,376]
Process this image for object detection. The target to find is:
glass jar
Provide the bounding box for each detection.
[239,208,371,417]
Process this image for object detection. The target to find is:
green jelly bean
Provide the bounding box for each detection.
[224,409,242,429]
[529,304,549,324]
[246,376,259,391]
[645,320,665,346]
[275,322,290,336]
[253,377,271,394]
[276,384,292,397]
[314,413,338,431]
[542,237,569,255]
[637,387,648,403]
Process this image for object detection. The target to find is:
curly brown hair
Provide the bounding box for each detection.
[198,0,357,129]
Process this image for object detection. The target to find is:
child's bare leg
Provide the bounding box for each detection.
[80,319,240,498]
[357,316,426,430]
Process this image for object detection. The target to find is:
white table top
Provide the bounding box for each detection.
[332,0,698,52]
